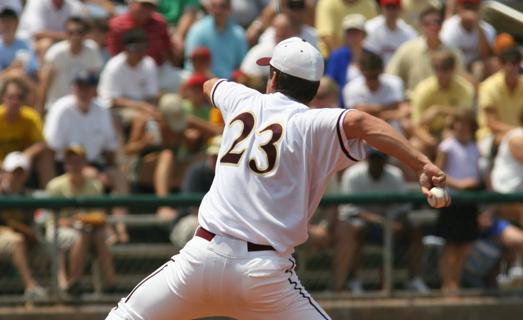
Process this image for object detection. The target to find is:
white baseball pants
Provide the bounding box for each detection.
[105,233,331,320]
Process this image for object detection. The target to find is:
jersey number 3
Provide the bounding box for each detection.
[220,112,283,174]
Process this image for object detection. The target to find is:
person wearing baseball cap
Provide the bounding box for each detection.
[255,37,323,103]
[107,36,449,320]
[0,151,48,302]
[46,143,117,295]
[326,13,367,106]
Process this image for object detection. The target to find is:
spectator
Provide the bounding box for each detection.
[410,49,475,157]
[86,17,111,65]
[477,48,523,144]
[18,0,87,60]
[45,145,116,294]
[0,152,48,302]
[490,114,523,228]
[440,0,496,75]
[108,0,181,92]
[364,0,417,65]
[488,32,517,76]
[240,13,297,79]
[0,78,55,188]
[98,28,160,128]
[170,135,222,248]
[156,0,201,58]
[325,13,368,106]
[258,0,318,49]
[0,8,39,78]
[180,74,223,143]
[189,47,213,79]
[108,0,175,67]
[336,148,428,293]
[37,16,103,114]
[185,0,247,79]
[386,5,464,96]
[400,0,441,32]
[343,51,406,134]
[434,109,482,294]
[44,71,129,244]
[125,94,188,219]
[315,0,378,58]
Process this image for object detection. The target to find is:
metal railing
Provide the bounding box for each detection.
[0,191,522,303]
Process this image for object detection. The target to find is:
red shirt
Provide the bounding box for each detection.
[108,12,173,65]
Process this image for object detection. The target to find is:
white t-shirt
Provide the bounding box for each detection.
[199,80,366,254]
[259,25,319,49]
[98,52,159,108]
[364,16,417,65]
[441,15,496,66]
[44,94,119,162]
[44,41,103,110]
[343,73,404,108]
[339,161,408,218]
[491,128,523,193]
[18,0,86,40]
[439,136,481,193]
[240,41,273,77]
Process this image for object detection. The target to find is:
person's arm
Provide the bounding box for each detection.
[245,3,275,47]
[186,115,223,136]
[343,110,447,198]
[124,116,153,155]
[509,134,523,165]
[36,63,53,115]
[172,7,199,56]
[484,106,516,136]
[111,97,158,115]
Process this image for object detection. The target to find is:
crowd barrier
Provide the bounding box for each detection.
[0,191,522,305]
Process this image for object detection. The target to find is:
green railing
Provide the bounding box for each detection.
[1,190,523,209]
[1,191,522,303]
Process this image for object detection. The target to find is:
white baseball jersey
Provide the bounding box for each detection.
[199,80,366,254]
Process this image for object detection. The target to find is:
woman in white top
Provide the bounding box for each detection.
[491,124,523,227]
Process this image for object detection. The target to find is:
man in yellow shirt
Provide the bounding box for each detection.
[410,49,474,156]
[0,77,54,188]
[315,0,377,57]
[477,47,523,142]
[386,5,464,96]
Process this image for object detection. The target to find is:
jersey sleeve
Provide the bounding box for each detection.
[299,108,367,172]
[209,80,261,121]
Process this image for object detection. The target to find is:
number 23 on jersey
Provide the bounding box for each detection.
[220,112,284,175]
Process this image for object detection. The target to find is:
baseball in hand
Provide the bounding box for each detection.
[427,187,450,208]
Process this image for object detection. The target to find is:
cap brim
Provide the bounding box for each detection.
[256,57,271,66]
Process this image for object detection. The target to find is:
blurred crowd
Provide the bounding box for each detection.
[1,0,523,301]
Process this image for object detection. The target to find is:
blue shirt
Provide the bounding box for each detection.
[0,38,39,75]
[185,16,247,79]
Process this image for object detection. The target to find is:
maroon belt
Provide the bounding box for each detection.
[195,227,275,252]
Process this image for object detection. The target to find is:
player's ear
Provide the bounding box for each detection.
[268,69,278,93]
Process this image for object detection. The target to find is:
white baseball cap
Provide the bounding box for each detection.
[2,151,30,172]
[256,37,324,82]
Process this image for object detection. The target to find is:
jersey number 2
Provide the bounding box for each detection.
[220,112,283,174]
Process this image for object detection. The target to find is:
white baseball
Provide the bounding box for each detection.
[427,187,449,208]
